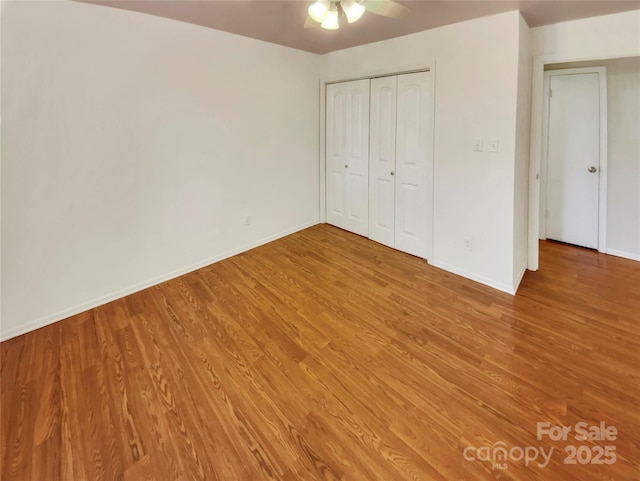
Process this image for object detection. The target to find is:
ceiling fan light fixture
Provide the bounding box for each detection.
[308,0,330,23]
[321,5,340,30]
[343,0,365,23]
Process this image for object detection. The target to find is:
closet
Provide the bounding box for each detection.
[326,71,433,259]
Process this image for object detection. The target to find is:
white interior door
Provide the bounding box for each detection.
[369,76,397,248]
[326,79,370,236]
[394,71,433,258]
[326,82,348,230]
[546,72,601,249]
[345,80,370,236]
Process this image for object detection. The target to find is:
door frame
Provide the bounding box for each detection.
[319,64,436,262]
[539,66,608,251]
[528,55,621,270]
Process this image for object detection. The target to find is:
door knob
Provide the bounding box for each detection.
[588,166,597,173]
[390,171,395,176]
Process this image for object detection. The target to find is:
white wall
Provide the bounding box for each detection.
[544,57,640,261]
[0,1,320,339]
[322,11,523,293]
[531,10,640,59]
[527,10,640,269]
[0,3,3,329]
[513,15,531,287]
[607,57,640,260]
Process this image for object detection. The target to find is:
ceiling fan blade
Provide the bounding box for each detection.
[304,16,322,29]
[364,0,410,19]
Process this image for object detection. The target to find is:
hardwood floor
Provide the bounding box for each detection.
[1,224,639,481]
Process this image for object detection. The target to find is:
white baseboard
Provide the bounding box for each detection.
[606,248,640,261]
[430,259,518,295]
[0,221,318,341]
[512,264,528,294]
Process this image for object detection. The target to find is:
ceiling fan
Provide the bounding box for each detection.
[305,0,410,30]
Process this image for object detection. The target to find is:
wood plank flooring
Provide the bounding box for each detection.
[1,224,639,481]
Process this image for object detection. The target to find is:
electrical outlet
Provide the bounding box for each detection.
[464,238,473,252]
[473,138,483,152]
[244,216,251,226]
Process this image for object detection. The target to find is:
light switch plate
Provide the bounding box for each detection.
[473,138,483,152]
[488,139,499,152]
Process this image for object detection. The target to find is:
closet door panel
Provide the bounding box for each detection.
[368,76,397,248]
[395,71,433,259]
[326,83,348,230]
[345,80,370,236]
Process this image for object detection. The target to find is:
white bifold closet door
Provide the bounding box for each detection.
[369,71,433,259]
[369,76,397,248]
[326,79,370,237]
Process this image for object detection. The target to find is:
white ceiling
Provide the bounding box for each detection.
[80,0,640,54]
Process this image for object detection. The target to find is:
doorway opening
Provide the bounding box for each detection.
[529,56,640,269]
